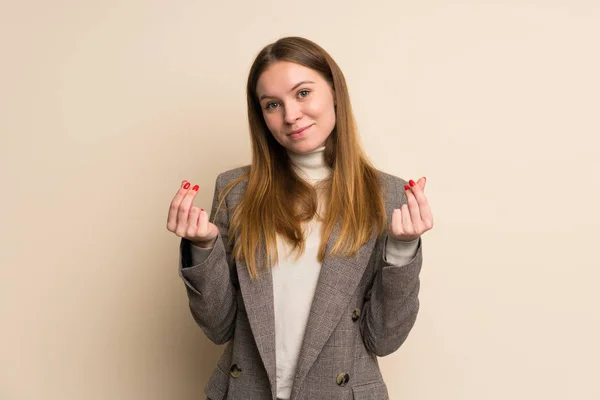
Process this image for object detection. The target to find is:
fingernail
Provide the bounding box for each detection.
[183,182,191,189]
[200,208,204,212]
[192,185,199,191]
[409,179,415,187]
[404,185,411,190]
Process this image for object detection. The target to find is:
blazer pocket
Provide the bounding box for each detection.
[352,381,389,400]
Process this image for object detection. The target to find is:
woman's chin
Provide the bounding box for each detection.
[287,138,328,154]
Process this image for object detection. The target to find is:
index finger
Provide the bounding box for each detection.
[176,183,200,224]
[168,180,191,224]
[408,180,433,223]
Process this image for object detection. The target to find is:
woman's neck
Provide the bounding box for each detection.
[287,146,331,182]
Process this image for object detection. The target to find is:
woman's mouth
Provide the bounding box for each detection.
[289,124,313,139]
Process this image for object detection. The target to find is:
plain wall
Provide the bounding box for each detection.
[1,0,599,399]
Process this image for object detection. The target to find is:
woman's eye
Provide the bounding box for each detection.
[298,90,310,98]
[266,102,279,110]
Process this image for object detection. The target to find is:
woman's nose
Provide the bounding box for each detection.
[283,102,302,124]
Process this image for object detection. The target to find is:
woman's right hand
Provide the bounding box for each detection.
[166,180,219,248]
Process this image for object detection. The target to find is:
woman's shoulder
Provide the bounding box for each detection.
[216,165,251,185]
[376,169,409,190]
[375,169,412,211]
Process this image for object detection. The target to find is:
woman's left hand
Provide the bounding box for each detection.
[388,177,434,242]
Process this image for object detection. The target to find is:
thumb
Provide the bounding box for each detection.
[417,176,426,190]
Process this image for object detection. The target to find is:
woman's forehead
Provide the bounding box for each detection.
[257,61,324,96]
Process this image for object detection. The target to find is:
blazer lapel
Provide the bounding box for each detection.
[236,239,278,400]
[234,220,379,400]
[290,222,379,399]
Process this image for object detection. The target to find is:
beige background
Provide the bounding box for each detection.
[1,0,599,399]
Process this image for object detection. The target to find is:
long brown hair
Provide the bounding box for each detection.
[215,36,387,280]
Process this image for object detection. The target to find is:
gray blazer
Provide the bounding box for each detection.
[178,166,423,400]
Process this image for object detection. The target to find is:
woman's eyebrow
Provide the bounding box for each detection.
[259,80,316,101]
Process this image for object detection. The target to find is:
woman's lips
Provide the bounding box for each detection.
[289,124,313,138]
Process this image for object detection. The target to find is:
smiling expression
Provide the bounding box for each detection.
[256,61,336,154]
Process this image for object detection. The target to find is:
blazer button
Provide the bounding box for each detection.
[351,308,361,322]
[230,364,242,378]
[336,372,350,386]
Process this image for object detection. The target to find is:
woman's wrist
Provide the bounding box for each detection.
[190,237,217,249]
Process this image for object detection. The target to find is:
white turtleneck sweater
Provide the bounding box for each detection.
[190,146,418,400]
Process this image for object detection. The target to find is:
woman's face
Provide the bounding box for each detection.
[256,61,336,154]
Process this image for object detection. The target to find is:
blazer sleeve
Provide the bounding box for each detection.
[178,172,237,345]
[359,178,423,357]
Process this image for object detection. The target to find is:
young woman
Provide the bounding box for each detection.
[167,36,433,400]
